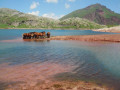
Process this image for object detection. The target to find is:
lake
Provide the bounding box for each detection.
[0,29,120,89]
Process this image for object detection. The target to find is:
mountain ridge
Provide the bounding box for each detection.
[60,3,120,25]
[0,7,106,29]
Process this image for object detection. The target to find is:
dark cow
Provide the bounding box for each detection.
[47,32,50,38]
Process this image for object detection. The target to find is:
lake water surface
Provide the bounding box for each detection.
[0,29,120,89]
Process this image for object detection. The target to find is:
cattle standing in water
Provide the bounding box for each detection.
[42,32,46,38]
[38,32,42,38]
[23,31,50,39]
[23,33,26,39]
[31,33,34,39]
[47,32,50,38]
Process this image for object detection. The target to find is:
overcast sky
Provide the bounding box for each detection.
[0,0,120,19]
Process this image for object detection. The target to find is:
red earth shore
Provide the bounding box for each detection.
[22,34,120,43]
[1,34,120,43]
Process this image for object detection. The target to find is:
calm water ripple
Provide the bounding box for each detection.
[0,29,120,89]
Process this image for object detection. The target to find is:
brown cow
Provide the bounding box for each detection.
[28,33,31,39]
[42,32,46,38]
[30,33,34,39]
[23,33,27,39]
[34,32,39,39]
[47,32,50,38]
[38,32,42,39]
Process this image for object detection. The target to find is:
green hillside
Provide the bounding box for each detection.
[0,8,106,29]
[59,17,106,29]
[60,4,120,25]
[0,8,59,29]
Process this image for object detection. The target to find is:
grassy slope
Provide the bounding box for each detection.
[59,17,106,29]
[60,4,120,25]
[0,8,106,29]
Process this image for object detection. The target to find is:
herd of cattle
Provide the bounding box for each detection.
[23,31,50,39]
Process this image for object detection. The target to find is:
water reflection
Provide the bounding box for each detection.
[23,39,51,43]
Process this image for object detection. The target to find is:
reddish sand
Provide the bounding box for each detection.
[22,34,120,43]
[0,62,73,83]
[0,62,77,90]
[0,62,108,90]
[49,34,120,42]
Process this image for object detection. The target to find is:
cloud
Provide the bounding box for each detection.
[68,0,75,2]
[42,13,64,19]
[46,0,58,3]
[65,3,70,9]
[28,11,40,16]
[30,2,39,10]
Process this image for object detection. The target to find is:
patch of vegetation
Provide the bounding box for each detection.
[59,17,106,29]
[106,24,120,28]
[16,24,30,28]
[53,84,62,88]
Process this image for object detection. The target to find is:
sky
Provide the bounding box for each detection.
[0,0,120,19]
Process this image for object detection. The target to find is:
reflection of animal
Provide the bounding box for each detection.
[47,32,50,38]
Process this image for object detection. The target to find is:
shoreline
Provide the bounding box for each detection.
[0,28,91,30]
[93,26,120,33]
[1,34,120,43]
[23,34,120,43]
[1,27,120,33]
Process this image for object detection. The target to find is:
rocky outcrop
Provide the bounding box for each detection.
[94,26,120,33]
[24,20,39,26]
[11,22,20,26]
